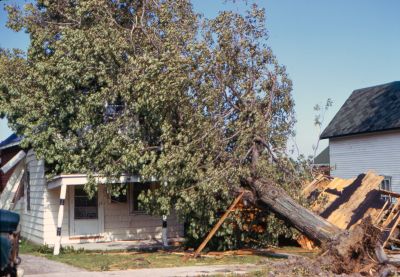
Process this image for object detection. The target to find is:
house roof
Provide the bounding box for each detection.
[320,81,400,139]
[0,134,22,150]
[313,146,329,166]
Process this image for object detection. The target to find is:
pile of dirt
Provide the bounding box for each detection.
[263,255,359,277]
[264,222,394,277]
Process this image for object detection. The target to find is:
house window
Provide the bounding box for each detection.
[129,183,157,213]
[74,186,98,219]
[380,176,392,201]
[26,171,31,211]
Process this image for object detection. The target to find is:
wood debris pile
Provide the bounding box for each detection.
[187,170,400,275]
[299,171,400,257]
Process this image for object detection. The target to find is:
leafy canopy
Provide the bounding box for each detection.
[0,0,301,249]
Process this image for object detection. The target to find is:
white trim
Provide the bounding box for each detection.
[0,150,26,174]
[69,185,104,238]
[24,169,29,214]
[313,163,330,167]
[98,186,105,236]
[53,184,67,255]
[0,162,25,209]
[0,141,21,150]
[68,186,74,237]
[48,174,143,189]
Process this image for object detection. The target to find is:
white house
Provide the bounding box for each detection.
[320,81,400,193]
[0,135,184,252]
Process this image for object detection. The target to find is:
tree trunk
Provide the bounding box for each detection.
[247,177,395,275]
[248,177,341,244]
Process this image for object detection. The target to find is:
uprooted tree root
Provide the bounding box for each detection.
[317,217,396,276]
[268,217,398,276]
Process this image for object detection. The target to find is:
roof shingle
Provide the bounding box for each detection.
[320,81,400,139]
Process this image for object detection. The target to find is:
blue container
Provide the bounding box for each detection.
[0,236,11,270]
[0,209,20,233]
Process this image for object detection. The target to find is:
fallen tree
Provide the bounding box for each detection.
[243,173,399,275]
[246,177,341,243]
[1,1,396,274]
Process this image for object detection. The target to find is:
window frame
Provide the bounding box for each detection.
[73,186,98,220]
[380,176,392,202]
[110,185,128,204]
[129,183,155,214]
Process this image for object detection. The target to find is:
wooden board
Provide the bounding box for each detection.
[187,192,244,259]
[311,177,355,215]
[302,174,329,197]
[0,161,25,210]
[325,171,383,229]
[382,212,400,247]
[298,171,385,250]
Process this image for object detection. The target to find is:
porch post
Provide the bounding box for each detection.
[54,184,67,255]
[162,215,168,247]
[162,181,168,247]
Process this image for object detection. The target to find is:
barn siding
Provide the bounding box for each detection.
[330,130,400,192]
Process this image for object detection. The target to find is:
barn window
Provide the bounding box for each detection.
[380,176,392,202]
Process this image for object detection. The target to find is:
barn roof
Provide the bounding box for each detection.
[320,81,400,139]
[313,146,329,166]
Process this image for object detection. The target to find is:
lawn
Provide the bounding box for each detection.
[19,240,281,271]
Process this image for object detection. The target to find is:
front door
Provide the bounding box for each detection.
[69,186,103,237]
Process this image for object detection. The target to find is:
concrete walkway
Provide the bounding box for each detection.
[25,264,258,277]
[61,238,184,251]
[21,254,259,276]
[20,254,86,275]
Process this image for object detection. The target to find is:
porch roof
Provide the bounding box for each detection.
[47,174,143,190]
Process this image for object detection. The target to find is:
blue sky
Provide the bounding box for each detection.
[1,0,399,156]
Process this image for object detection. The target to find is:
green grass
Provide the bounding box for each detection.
[19,240,272,271]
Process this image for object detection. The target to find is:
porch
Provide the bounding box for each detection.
[47,175,184,255]
[62,238,185,251]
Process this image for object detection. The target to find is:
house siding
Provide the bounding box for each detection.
[42,186,70,245]
[15,150,184,245]
[330,130,400,193]
[44,185,184,245]
[103,184,184,241]
[16,150,46,244]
